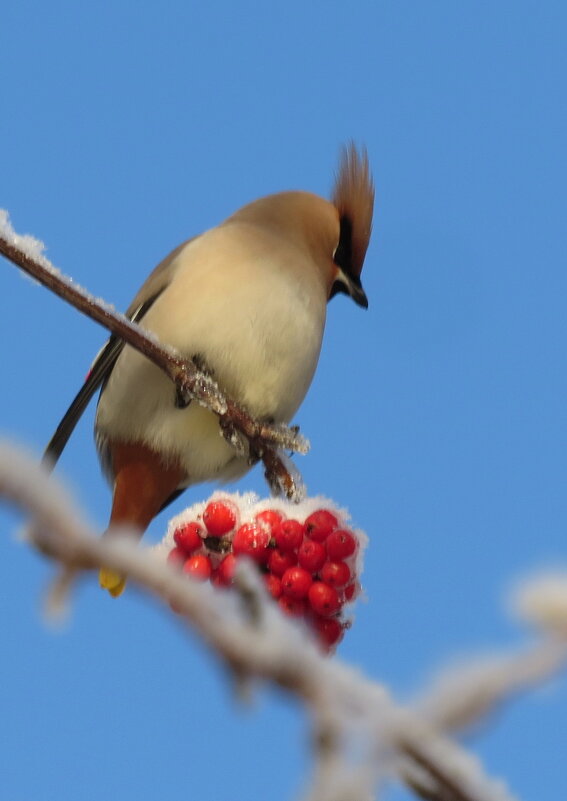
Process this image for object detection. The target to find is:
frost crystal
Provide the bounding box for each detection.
[273,449,307,502]
[0,208,88,291]
[0,209,52,271]
[511,571,567,634]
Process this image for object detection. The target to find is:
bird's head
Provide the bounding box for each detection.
[328,144,374,309]
[226,144,373,308]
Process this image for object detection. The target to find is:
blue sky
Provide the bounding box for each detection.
[1,2,566,799]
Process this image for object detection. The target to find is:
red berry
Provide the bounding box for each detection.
[264,573,282,599]
[308,581,341,616]
[326,529,357,560]
[183,554,212,582]
[297,539,326,573]
[232,522,271,562]
[167,547,187,569]
[312,617,344,650]
[202,500,237,536]
[305,509,339,542]
[267,548,297,577]
[255,509,285,535]
[344,582,359,601]
[274,519,305,552]
[216,553,238,586]
[278,596,307,617]
[281,566,313,599]
[173,522,203,553]
[320,560,351,588]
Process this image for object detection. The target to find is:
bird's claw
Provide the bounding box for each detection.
[99,567,127,597]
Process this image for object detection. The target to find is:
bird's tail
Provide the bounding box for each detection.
[99,440,186,598]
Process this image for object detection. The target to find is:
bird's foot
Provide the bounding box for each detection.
[99,567,127,597]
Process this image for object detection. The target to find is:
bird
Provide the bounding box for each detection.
[43,144,374,597]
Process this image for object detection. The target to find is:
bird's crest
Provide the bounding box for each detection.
[332,144,374,278]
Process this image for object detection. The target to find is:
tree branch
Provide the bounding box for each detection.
[4,215,567,801]
[0,218,309,500]
[2,441,557,801]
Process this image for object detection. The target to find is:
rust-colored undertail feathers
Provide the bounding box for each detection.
[99,442,185,597]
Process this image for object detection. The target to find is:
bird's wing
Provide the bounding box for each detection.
[42,238,195,469]
[42,296,160,468]
[123,238,193,318]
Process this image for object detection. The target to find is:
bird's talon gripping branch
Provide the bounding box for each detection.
[169,359,227,416]
[248,437,265,464]
[219,418,248,457]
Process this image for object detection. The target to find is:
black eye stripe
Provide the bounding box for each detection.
[333,215,354,278]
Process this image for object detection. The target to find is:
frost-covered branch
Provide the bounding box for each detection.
[0,210,308,500]
[5,443,567,801]
[3,214,567,801]
[413,637,567,735]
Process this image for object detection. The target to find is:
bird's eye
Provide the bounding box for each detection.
[333,215,353,276]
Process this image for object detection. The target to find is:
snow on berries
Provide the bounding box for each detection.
[157,492,367,654]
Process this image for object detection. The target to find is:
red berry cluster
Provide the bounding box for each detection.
[165,496,363,652]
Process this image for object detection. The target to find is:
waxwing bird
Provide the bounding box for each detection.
[44,144,374,596]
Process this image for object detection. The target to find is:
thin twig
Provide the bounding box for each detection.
[413,640,567,734]
[401,740,493,801]
[0,229,308,499]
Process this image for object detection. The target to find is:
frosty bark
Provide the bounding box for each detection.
[0,442,526,801]
[4,216,567,801]
[0,230,308,500]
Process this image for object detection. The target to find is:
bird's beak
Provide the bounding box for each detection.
[347,275,369,309]
[333,267,369,309]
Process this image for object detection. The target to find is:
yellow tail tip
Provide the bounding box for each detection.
[99,568,127,598]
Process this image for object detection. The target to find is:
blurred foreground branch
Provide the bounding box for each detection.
[0,213,308,500]
[2,442,567,801]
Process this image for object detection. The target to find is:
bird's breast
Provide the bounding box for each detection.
[95,225,327,481]
[156,228,327,417]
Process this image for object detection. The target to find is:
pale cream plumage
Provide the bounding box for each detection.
[96,193,336,481]
[44,145,374,596]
